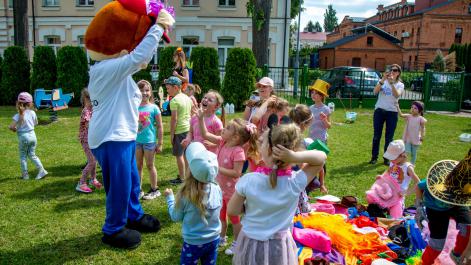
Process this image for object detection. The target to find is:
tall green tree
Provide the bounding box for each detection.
[314,21,323,32]
[304,21,315,32]
[290,0,304,19]
[0,46,30,105]
[56,46,89,106]
[323,4,338,32]
[247,0,272,67]
[31,46,57,91]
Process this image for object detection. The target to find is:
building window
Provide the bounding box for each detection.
[352,57,361,67]
[45,35,61,54]
[182,0,199,7]
[218,38,234,66]
[367,36,373,46]
[394,31,397,36]
[182,36,199,58]
[8,0,12,8]
[468,4,471,14]
[43,0,59,6]
[455,28,463,44]
[219,0,235,7]
[77,0,94,6]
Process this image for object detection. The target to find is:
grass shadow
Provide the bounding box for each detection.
[0,234,104,265]
[12,179,81,201]
[45,164,82,178]
[53,198,104,213]
[328,161,381,177]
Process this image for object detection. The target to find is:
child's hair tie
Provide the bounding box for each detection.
[245,123,257,135]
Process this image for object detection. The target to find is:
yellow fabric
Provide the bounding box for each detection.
[293,212,397,265]
[298,246,313,265]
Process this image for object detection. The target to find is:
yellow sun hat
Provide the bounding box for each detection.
[309,79,331,97]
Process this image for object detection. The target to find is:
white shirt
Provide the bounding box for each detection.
[388,162,413,193]
[375,80,404,112]
[87,25,164,149]
[13,109,37,132]
[235,170,307,241]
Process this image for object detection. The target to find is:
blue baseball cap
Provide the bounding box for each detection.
[164,76,182,86]
[185,142,218,183]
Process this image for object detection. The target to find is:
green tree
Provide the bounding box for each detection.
[0,46,30,105]
[304,20,315,32]
[222,48,257,110]
[157,46,177,88]
[56,46,89,106]
[323,4,338,32]
[432,50,445,72]
[314,21,323,32]
[31,46,57,91]
[246,0,272,66]
[290,0,304,19]
[190,47,220,98]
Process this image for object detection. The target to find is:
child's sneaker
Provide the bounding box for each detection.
[89,178,103,189]
[139,190,145,200]
[76,182,93,193]
[219,236,228,247]
[224,241,237,255]
[143,188,161,200]
[35,169,48,180]
[21,172,29,180]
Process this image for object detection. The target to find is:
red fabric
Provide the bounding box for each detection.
[219,198,240,224]
[422,246,441,265]
[348,216,378,228]
[454,228,470,255]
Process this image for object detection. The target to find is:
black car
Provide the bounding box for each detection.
[318,67,381,98]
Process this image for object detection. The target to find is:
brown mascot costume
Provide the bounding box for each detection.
[85,0,174,249]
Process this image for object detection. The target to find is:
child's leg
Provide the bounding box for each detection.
[230,215,242,241]
[81,141,97,183]
[410,144,419,165]
[220,198,228,239]
[18,134,29,175]
[135,144,144,189]
[422,207,450,265]
[143,147,158,190]
[176,155,186,180]
[180,242,204,265]
[172,133,188,180]
[388,202,403,219]
[200,239,220,265]
[25,132,44,171]
[452,207,471,258]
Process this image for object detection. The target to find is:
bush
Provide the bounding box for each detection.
[0,46,30,105]
[191,47,221,98]
[56,46,89,106]
[132,64,152,84]
[31,46,57,91]
[222,48,256,110]
[157,46,177,89]
[443,79,461,101]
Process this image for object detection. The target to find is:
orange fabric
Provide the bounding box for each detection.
[85,1,152,58]
[293,213,397,265]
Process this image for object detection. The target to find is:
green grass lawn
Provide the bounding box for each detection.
[0,106,469,264]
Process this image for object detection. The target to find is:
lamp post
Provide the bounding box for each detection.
[293,1,302,97]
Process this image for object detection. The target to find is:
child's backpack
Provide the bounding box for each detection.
[388,219,426,263]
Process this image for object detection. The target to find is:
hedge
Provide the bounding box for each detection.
[56,46,89,106]
[31,46,57,91]
[157,46,177,89]
[222,48,256,110]
[0,46,30,105]
[190,47,221,99]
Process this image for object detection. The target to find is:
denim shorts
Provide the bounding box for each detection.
[136,142,156,152]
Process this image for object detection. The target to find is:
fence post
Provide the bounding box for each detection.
[262,64,269,77]
[459,72,465,111]
[423,70,431,108]
[300,64,308,104]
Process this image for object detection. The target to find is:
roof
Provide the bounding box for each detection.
[320,34,362,49]
[349,17,366,23]
[320,24,400,49]
[300,32,327,42]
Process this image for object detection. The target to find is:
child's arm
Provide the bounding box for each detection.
[197,108,221,144]
[227,192,245,216]
[420,118,426,142]
[155,112,163,153]
[272,145,326,184]
[170,108,178,144]
[164,189,184,222]
[173,68,189,84]
[251,96,275,124]
[8,120,17,132]
[181,125,193,149]
[395,103,407,118]
[405,166,421,196]
[319,112,331,129]
[219,161,244,179]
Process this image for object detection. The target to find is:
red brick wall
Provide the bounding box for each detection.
[415,0,449,12]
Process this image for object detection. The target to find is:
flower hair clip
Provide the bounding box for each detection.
[245,123,257,135]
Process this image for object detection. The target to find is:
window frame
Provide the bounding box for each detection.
[182,36,199,59]
[43,0,59,7]
[218,0,235,7]
[76,0,94,7]
[455,27,463,44]
[45,35,61,54]
[182,0,199,7]
[366,36,373,46]
[217,37,235,66]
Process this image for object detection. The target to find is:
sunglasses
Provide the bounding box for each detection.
[391,68,399,72]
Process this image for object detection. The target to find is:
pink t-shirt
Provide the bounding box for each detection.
[190,114,223,153]
[216,142,246,200]
[402,115,426,145]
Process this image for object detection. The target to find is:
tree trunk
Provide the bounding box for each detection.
[13,0,29,58]
[252,0,272,67]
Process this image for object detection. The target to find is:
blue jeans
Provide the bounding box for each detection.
[405,142,419,165]
[180,238,220,265]
[91,141,144,235]
[17,131,43,173]
[371,108,398,160]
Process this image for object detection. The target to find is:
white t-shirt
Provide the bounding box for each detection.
[235,170,307,241]
[388,162,413,193]
[87,25,164,149]
[13,109,37,132]
[375,80,404,112]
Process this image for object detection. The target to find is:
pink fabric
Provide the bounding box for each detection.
[216,142,245,200]
[434,219,459,265]
[402,115,426,145]
[388,199,404,219]
[254,166,292,177]
[292,227,332,253]
[366,172,403,209]
[311,202,335,214]
[78,106,92,141]
[190,114,223,153]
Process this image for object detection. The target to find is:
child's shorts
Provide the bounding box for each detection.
[136,142,156,152]
[172,132,188,156]
[220,198,240,224]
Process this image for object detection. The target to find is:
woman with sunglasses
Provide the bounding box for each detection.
[370,64,404,166]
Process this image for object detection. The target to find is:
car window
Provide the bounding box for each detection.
[365,71,379,79]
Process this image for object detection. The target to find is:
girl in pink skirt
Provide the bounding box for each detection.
[227,122,326,265]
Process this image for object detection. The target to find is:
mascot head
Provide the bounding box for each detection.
[85,0,174,61]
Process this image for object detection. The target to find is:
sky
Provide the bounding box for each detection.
[299,0,399,31]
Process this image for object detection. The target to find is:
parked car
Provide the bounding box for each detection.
[409,73,460,97]
[317,67,381,98]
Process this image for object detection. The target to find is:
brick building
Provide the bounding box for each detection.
[320,0,471,70]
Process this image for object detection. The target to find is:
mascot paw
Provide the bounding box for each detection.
[157,9,175,29]
[126,214,161,233]
[102,228,141,249]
